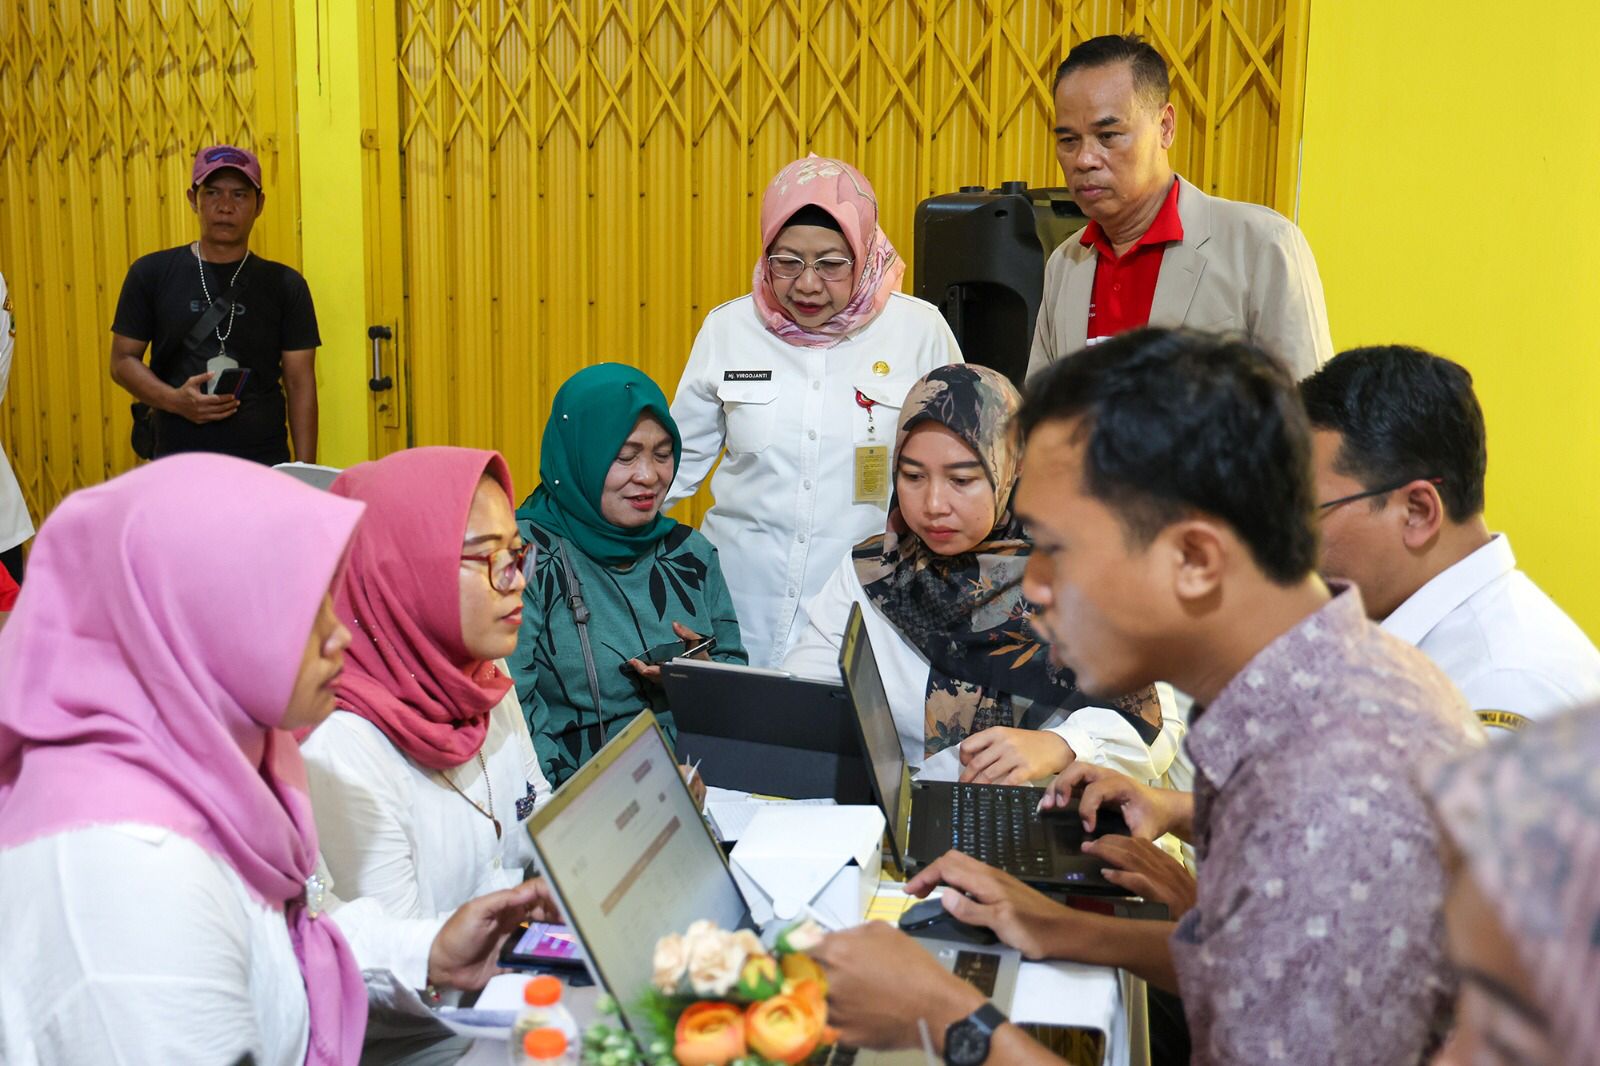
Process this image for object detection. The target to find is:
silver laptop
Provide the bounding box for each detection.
[524,709,1039,1060]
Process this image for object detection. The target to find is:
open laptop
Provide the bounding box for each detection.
[663,659,873,803]
[838,604,1131,894]
[524,710,751,1036]
[526,710,1109,1062]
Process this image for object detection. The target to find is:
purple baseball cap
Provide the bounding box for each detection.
[191,145,262,189]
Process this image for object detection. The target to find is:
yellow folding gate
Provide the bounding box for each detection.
[0,0,301,525]
[378,0,1310,523]
[2,0,1306,530]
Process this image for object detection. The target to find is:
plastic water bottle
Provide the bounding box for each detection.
[509,976,578,1064]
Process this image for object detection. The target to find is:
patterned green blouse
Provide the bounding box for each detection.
[511,518,747,786]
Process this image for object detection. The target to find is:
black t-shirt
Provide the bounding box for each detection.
[112,245,320,462]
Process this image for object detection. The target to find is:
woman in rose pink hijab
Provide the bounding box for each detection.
[0,455,549,1066]
[299,447,555,1057]
[665,155,963,667]
[0,455,367,1066]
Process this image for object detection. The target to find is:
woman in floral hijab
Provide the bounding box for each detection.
[787,364,1172,786]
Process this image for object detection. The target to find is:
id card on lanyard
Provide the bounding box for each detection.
[853,386,890,506]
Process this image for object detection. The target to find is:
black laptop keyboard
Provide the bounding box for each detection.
[950,784,1055,878]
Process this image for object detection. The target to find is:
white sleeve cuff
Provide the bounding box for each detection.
[1048,720,1097,767]
[329,896,446,992]
[1054,706,1160,784]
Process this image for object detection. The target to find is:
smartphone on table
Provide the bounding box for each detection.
[498,921,586,972]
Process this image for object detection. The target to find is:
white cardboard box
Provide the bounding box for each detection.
[729,805,885,929]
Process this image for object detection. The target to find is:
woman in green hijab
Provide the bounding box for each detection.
[512,364,747,786]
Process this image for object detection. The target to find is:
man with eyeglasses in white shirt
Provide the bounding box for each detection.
[1302,345,1600,733]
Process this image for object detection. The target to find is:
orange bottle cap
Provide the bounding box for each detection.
[523,975,562,1007]
[524,1027,568,1059]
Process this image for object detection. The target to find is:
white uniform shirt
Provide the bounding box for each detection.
[785,557,1188,787]
[0,271,36,554]
[667,293,963,667]
[301,675,551,931]
[1382,534,1600,732]
[0,824,310,1066]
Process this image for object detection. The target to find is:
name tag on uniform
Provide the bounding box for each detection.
[1476,709,1530,732]
[723,370,773,381]
[854,444,889,505]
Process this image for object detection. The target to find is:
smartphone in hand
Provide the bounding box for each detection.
[210,367,251,398]
[621,634,717,675]
[498,922,587,972]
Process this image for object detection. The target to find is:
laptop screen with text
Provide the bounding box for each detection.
[526,712,749,1034]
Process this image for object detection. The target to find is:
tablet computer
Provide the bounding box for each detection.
[661,659,872,802]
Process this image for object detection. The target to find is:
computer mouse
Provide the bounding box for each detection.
[898,897,1000,946]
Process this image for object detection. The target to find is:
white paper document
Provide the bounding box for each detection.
[707,794,834,841]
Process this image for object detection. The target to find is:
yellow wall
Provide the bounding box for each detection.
[384,0,1309,526]
[3,1,1310,533]
[293,0,369,467]
[1298,0,1600,640]
[0,0,302,522]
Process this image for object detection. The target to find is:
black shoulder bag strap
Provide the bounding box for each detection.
[554,536,608,757]
[131,258,252,459]
[180,261,251,373]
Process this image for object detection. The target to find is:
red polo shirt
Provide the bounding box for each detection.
[0,562,16,612]
[1081,178,1184,340]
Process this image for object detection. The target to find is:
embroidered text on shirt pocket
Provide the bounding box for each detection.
[716,379,780,453]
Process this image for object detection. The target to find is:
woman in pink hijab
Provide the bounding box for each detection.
[0,455,368,1066]
[300,447,553,1053]
[666,155,963,667]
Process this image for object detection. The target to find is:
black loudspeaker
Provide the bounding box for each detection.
[913,181,1090,387]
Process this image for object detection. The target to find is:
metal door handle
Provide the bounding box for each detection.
[367,325,393,391]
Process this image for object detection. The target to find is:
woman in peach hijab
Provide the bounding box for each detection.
[666,155,963,667]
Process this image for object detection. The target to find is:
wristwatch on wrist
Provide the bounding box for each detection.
[944,1002,1008,1066]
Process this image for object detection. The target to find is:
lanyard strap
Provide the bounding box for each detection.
[554,537,608,756]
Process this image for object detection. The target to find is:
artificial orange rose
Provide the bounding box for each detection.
[779,953,827,997]
[788,978,828,1026]
[745,993,824,1064]
[673,1001,746,1066]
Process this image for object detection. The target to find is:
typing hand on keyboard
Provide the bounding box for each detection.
[1081,836,1197,918]
[1040,762,1192,841]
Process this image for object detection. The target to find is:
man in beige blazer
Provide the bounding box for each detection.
[1026,35,1332,382]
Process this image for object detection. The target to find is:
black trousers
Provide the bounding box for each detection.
[1148,985,1192,1066]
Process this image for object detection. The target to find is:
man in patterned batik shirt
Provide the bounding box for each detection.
[811,329,1482,1066]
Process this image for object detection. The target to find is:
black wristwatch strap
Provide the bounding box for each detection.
[944,1001,1008,1066]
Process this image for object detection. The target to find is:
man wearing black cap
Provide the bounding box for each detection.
[109,145,320,464]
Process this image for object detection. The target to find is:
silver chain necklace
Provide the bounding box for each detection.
[193,242,249,357]
[440,750,500,839]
